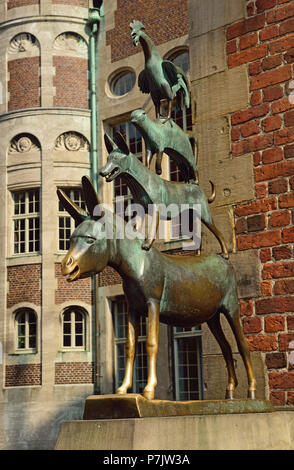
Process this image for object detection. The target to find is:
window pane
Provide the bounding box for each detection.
[63,335,71,347]
[175,336,201,401]
[75,335,83,347]
[112,72,136,96]
[172,51,189,73]
[29,335,36,349]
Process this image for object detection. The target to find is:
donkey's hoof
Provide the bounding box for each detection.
[143,389,154,400]
[225,389,234,400]
[248,390,256,400]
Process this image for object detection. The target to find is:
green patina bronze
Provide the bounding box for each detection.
[100,131,228,256]
[130,20,190,119]
[130,109,198,182]
[57,176,257,401]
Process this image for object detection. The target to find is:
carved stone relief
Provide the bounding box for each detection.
[55,132,89,151]
[9,134,41,154]
[8,33,40,56]
[53,32,88,58]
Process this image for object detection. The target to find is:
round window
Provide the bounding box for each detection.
[111,71,136,96]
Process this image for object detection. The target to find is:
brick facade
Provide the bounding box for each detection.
[106,0,189,62]
[7,0,39,9]
[55,263,92,304]
[5,364,41,387]
[7,264,41,308]
[53,56,89,109]
[227,0,294,406]
[8,57,40,111]
[55,362,94,384]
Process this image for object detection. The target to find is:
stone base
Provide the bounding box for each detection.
[55,410,294,450]
[83,394,274,420]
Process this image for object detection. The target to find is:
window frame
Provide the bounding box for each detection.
[57,187,85,252]
[61,307,87,351]
[12,189,40,255]
[172,326,204,401]
[15,308,37,353]
[110,70,136,97]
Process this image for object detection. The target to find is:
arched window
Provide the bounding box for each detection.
[62,307,86,349]
[15,309,37,351]
[170,50,190,74]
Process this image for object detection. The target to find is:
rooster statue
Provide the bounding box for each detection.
[130,20,190,120]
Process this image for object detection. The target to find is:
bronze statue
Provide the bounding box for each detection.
[100,131,228,257]
[57,176,257,401]
[130,108,198,182]
[130,20,190,120]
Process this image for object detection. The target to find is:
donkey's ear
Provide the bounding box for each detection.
[104,133,117,154]
[113,131,130,155]
[57,189,88,225]
[81,176,104,220]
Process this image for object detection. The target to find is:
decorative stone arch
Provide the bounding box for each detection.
[53,31,88,58]
[8,32,40,58]
[8,132,41,155]
[54,131,90,152]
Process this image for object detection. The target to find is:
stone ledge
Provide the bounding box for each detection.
[55,409,294,450]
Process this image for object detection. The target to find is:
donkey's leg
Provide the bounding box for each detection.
[207,313,238,399]
[143,299,160,400]
[224,309,257,399]
[117,310,139,395]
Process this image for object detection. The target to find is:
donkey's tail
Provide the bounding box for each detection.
[208,181,216,203]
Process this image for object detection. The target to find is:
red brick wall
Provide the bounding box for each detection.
[55,362,94,384]
[53,56,89,109]
[8,57,40,111]
[227,0,294,406]
[106,0,188,62]
[98,267,121,287]
[55,263,92,304]
[7,264,41,308]
[5,364,41,387]
[7,0,39,9]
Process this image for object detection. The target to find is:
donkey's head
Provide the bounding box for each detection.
[99,132,132,182]
[57,176,109,282]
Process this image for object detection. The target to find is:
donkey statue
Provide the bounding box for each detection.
[57,176,256,401]
[100,131,228,258]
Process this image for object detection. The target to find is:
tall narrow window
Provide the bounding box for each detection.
[112,297,147,394]
[13,189,40,254]
[111,121,142,223]
[16,309,37,351]
[62,307,86,349]
[58,188,85,251]
[173,326,203,401]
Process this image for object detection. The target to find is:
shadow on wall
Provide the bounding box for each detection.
[1,387,93,450]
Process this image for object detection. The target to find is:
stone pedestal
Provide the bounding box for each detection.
[54,394,294,450]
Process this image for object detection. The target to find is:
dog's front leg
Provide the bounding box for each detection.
[142,205,159,251]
